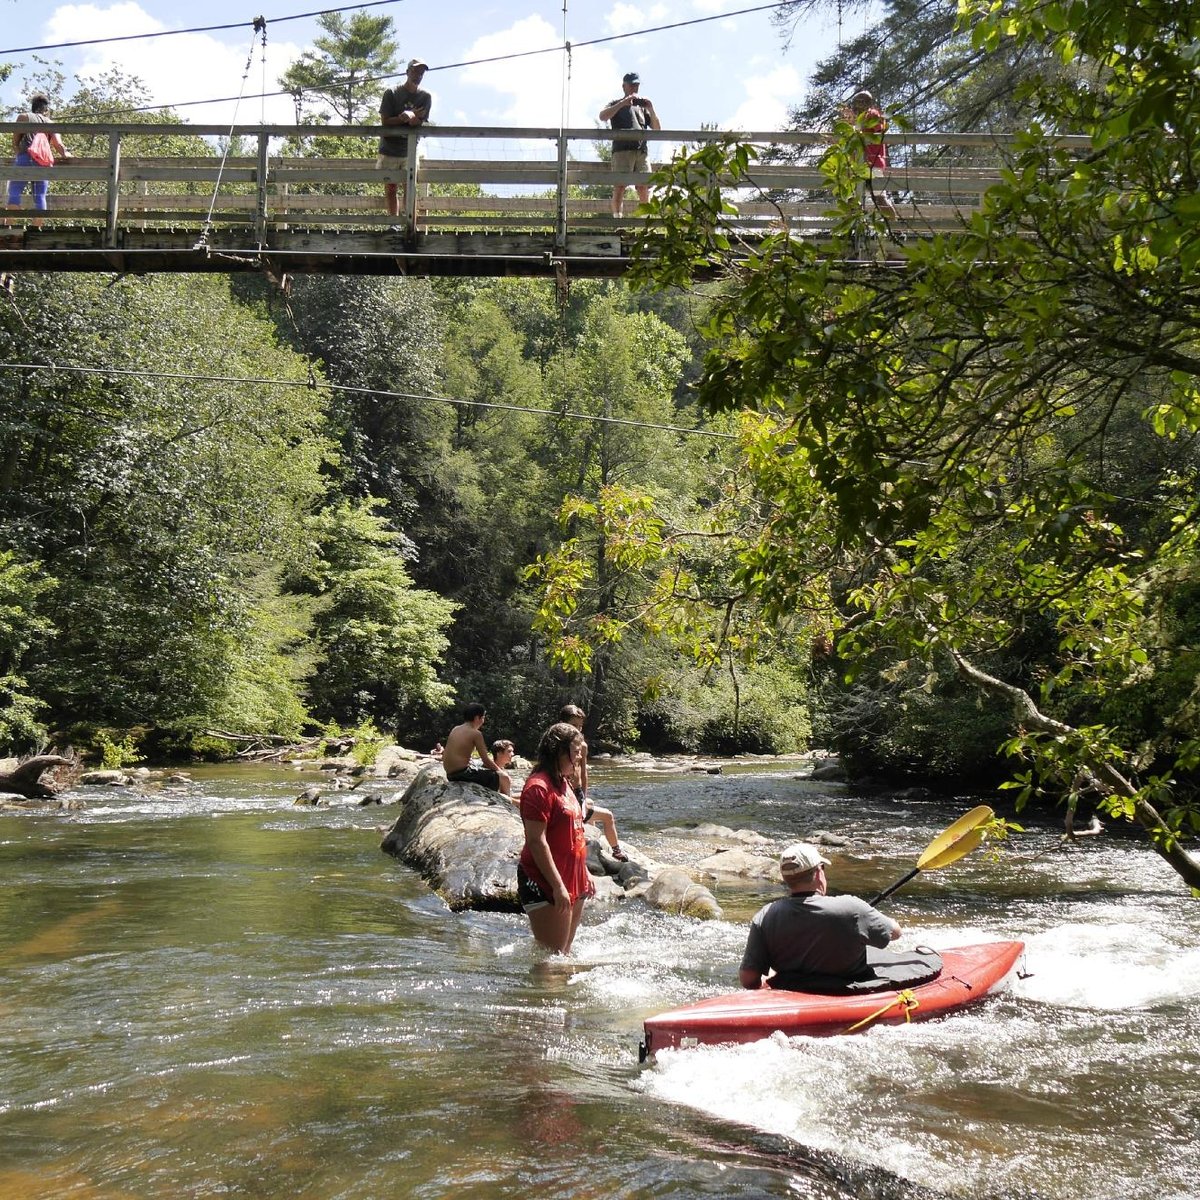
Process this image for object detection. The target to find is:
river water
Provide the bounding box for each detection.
[1,761,1198,1200]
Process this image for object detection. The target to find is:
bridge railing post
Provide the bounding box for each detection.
[555,128,568,252]
[404,135,419,230]
[255,130,270,245]
[105,132,122,248]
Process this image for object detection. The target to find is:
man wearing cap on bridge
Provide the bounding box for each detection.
[379,58,432,226]
[739,842,901,992]
[598,71,661,218]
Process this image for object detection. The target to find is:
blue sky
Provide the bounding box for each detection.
[0,0,842,134]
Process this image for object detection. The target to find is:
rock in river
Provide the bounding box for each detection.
[379,766,722,919]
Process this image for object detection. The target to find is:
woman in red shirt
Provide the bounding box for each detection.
[845,90,897,219]
[517,721,594,953]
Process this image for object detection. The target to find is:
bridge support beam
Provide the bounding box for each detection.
[105,134,122,249]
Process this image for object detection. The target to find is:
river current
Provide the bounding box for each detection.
[1,761,1197,1200]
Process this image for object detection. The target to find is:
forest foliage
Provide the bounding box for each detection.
[3,0,1200,892]
[1,259,781,758]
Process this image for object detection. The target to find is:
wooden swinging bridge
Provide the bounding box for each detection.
[0,122,1073,279]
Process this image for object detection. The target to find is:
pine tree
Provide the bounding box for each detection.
[278,12,399,125]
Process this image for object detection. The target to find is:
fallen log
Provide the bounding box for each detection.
[0,755,76,799]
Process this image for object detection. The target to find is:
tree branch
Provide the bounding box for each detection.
[942,644,1200,890]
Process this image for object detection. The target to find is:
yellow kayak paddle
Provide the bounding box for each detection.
[867,804,994,905]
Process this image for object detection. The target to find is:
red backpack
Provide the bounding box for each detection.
[25,129,54,167]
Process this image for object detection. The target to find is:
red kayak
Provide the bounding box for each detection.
[640,940,1025,1059]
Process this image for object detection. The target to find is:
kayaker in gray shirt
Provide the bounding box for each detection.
[739,842,901,992]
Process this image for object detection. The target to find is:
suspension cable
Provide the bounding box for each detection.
[197,18,267,252]
[0,362,737,440]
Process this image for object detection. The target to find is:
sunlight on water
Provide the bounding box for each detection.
[1016,920,1200,1009]
[4,764,1200,1200]
[637,876,1200,1200]
[639,989,1200,1200]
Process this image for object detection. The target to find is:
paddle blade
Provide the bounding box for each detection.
[915,805,994,870]
[920,825,988,870]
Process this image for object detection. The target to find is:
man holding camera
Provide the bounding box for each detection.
[599,71,660,218]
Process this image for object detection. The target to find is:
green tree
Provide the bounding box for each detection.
[291,498,457,731]
[279,11,399,126]
[523,288,720,738]
[0,552,56,752]
[596,0,1200,889]
[270,274,446,517]
[434,283,557,673]
[0,274,333,739]
[430,278,753,751]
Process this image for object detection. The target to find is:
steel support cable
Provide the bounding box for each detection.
[0,362,736,440]
[197,19,268,252]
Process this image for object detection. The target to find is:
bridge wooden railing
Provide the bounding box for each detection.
[0,123,1090,275]
[2,122,1081,235]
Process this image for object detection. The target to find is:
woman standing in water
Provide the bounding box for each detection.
[517,722,593,954]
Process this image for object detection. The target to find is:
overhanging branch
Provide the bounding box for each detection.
[942,642,1200,891]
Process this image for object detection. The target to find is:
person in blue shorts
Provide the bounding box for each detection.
[6,94,71,228]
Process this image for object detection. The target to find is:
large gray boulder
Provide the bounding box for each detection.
[380,766,520,911]
[380,766,722,919]
[79,769,134,786]
[372,744,435,780]
[692,847,778,882]
[638,867,724,919]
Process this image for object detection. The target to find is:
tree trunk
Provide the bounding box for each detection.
[0,755,75,799]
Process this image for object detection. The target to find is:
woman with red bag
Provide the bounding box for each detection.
[7,94,72,228]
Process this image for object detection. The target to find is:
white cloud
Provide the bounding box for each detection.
[47,1,158,39]
[458,15,621,135]
[606,3,671,34]
[44,3,303,126]
[722,63,801,132]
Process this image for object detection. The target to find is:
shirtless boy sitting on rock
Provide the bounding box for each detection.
[442,702,511,796]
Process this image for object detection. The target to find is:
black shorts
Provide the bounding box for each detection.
[516,865,551,912]
[447,765,500,791]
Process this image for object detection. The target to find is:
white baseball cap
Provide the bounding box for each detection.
[779,842,831,876]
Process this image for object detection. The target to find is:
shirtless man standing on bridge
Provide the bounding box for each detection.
[442,702,512,795]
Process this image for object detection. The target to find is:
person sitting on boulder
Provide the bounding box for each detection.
[558,703,627,862]
[492,738,519,799]
[739,842,900,991]
[442,702,511,796]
